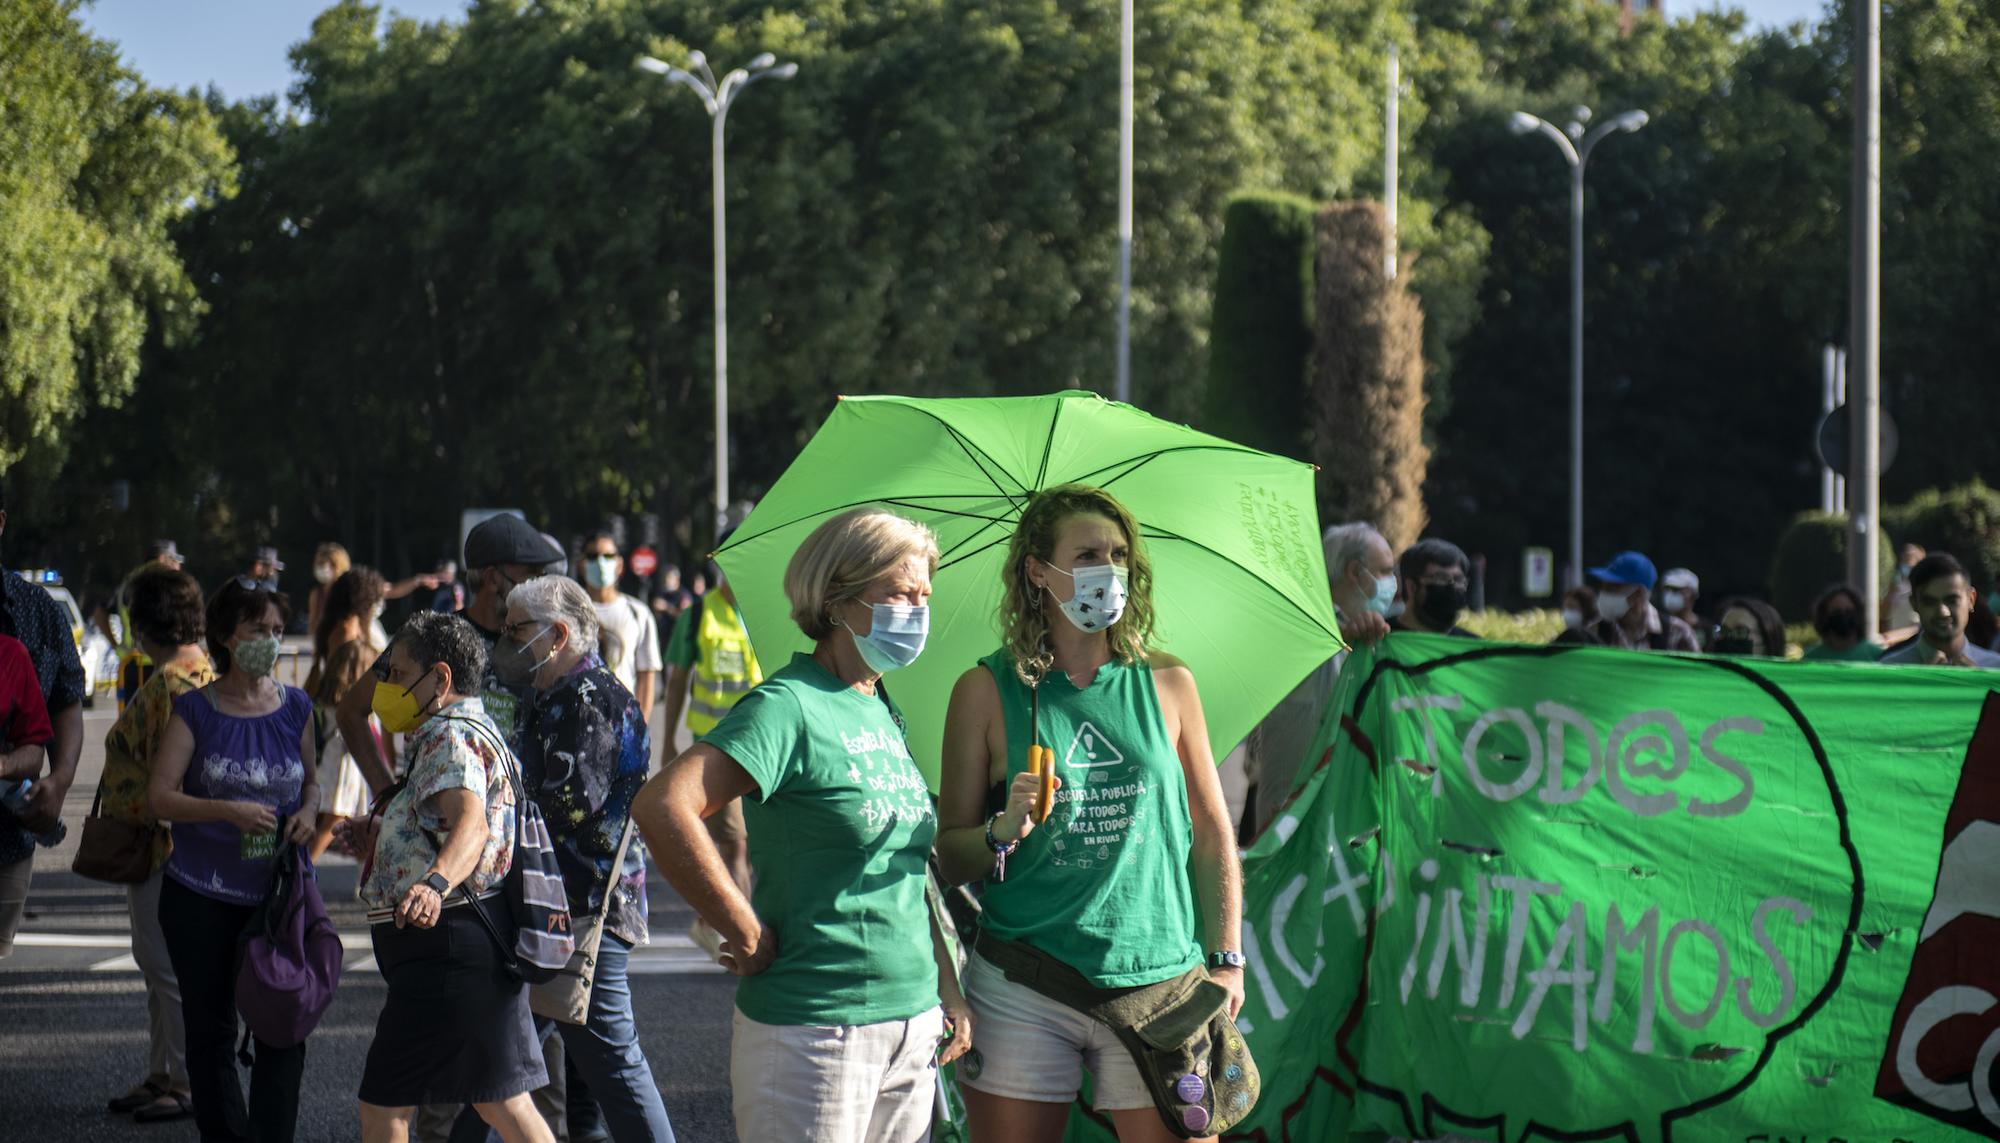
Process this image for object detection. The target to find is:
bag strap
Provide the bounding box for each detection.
[598,815,637,923]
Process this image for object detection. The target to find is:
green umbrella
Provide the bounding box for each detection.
[715,391,1343,787]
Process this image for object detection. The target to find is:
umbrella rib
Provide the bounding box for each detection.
[900,407,1034,503]
[1062,443,1263,489]
[936,531,1015,573]
[718,495,1018,554]
[1031,398,1063,492]
[880,500,1016,526]
[1143,525,1342,641]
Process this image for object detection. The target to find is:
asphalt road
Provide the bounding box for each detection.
[2,697,744,1143]
[2,664,1249,1142]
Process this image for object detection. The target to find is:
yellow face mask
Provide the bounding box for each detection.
[371,669,435,735]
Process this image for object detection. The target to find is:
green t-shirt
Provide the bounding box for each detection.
[977,648,1203,987]
[1802,639,1884,662]
[702,652,939,1026]
[663,598,697,669]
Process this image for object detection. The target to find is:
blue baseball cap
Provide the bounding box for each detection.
[1589,551,1657,592]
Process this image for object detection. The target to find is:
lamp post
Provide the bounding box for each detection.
[639,51,798,535]
[1509,105,1648,587]
[1114,0,1134,404]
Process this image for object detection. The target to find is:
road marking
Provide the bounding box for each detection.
[17,931,726,975]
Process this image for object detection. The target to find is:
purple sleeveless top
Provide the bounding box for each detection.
[165,685,313,904]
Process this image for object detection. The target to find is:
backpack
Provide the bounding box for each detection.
[453,717,576,985]
[235,845,342,1055]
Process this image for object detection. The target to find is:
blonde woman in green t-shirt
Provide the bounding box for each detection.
[632,508,973,1143]
[937,484,1245,1143]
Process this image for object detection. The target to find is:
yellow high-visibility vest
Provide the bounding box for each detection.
[689,592,762,736]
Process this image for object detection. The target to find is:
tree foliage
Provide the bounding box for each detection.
[1202,192,1318,461]
[11,0,2000,614]
[1313,202,1429,551]
[0,0,234,472]
[26,0,1391,578]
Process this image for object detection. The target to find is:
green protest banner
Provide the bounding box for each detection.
[1059,633,2000,1142]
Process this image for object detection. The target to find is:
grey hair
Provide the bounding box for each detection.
[1323,522,1387,581]
[508,575,601,649]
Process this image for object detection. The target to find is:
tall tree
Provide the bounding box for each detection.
[0,0,234,472]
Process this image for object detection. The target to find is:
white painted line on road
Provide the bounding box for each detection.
[19,930,727,975]
[14,932,133,949]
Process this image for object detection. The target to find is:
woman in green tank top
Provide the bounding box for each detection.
[938,485,1245,1143]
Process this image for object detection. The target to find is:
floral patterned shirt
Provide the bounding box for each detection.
[359,695,517,917]
[517,656,651,945]
[100,653,214,872]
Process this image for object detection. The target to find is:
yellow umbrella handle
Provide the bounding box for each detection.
[1027,745,1055,823]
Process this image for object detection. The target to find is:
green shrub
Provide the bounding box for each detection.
[1884,481,2000,589]
[1458,609,1565,644]
[1203,192,1319,460]
[1768,511,1895,623]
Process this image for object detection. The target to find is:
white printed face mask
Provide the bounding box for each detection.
[1046,562,1129,633]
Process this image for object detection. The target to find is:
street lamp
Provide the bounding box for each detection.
[639,51,798,535]
[1509,105,1648,588]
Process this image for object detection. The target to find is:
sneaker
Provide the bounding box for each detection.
[132,1092,193,1123]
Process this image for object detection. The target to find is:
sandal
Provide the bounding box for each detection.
[132,1091,193,1123]
[108,1081,167,1114]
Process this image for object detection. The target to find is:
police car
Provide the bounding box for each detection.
[23,569,112,708]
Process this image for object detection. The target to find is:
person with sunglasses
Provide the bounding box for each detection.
[335,514,565,1143]
[334,515,564,803]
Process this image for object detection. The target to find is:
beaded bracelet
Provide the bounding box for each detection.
[985,811,1020,882]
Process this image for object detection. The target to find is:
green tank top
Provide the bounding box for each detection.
[977,648,1202,987]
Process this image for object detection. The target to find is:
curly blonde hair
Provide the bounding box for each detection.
[998,485,1156,685]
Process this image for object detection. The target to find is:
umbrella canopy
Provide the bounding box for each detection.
[715,391,1343,787]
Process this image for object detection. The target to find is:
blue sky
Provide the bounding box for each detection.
[80,0,1831,105]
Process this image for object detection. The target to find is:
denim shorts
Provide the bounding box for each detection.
[958,950,1153,1111]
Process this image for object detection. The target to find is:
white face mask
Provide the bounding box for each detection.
[1046,562,1129,633]
[1561,607,1584,629]
[1597,588,1633,622]
[1661,590,1686,614]
[314,564,335,585]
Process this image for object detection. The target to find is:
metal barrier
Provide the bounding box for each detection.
[278,641,315,688]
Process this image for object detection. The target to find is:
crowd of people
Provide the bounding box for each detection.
[2,465,1998,1143]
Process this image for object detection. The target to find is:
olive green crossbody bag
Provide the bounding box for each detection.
[975,930,1260,1138]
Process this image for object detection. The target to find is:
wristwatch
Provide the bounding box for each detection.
[421,871,451,896]
[1208,950,1246,970]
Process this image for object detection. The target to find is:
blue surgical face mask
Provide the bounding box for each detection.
[1365,572,1398,616]
[843,603,928,674]
[584,555,618,590]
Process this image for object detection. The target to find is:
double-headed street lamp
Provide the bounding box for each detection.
[1509,105,1648,588]
[639,51,798,535]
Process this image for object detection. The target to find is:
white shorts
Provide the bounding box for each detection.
[958,950,1153,1111]
[730,1006,943,1143]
